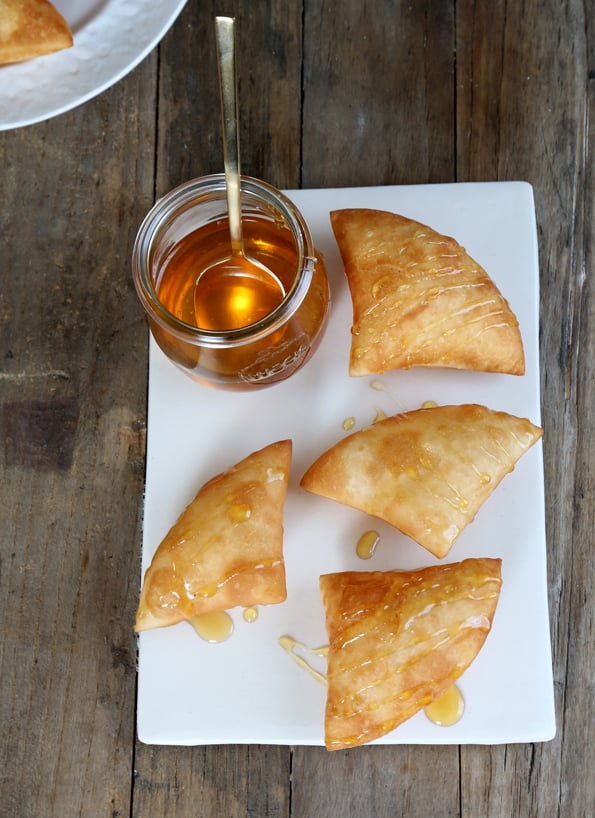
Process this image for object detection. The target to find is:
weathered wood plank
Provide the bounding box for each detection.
[132,744,289,818]
[154,0,304,196]
[0,59,156,817]
[301,0,455,188]
[291,745,461,818]
[554,3,595,812]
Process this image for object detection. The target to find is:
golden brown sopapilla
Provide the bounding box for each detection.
[0,0,73,64]
[135,440,291,632]
[320,558,503,749]
[301,404,542,558]
[330,208,525,377]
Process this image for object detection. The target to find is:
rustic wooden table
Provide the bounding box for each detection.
[1,1,592,816]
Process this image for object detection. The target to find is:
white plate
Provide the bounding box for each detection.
[0,0,187,130]
[137,182,556,746]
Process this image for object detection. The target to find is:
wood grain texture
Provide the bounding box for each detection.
[132,744,289,818]
[301,0,455,187]
[0,59,156,817]
[1,0,593,815]
[154,0,303,196]
[291,745,460,818]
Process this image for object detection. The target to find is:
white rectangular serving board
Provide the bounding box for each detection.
[137,182,556,746]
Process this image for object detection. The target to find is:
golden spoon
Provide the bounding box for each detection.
[194,16,286,331]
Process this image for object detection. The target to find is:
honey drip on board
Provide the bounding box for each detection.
[342,416,356,431]
[356,530,380,560]
[279,635,328,686]
[421,399,438,409]
[188,610,234,643]
[424,684,465,726]
[373,408,388,423]
[243,607,258,623]
[368,379,407,412]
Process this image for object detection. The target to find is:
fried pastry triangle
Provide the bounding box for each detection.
[135,440,291,632]
[301,404,542,558]
[0,0,73,64]
[320,558,503,749]
[330,208,525,376]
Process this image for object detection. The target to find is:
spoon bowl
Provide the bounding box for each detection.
[194,16,285,330]
[193,251,287,331]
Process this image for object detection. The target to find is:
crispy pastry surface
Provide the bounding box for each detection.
[301,404,542,558]
[0,0,72,64]
[330,208,525,376]
[320,558,502,749]
[135,440,291,632]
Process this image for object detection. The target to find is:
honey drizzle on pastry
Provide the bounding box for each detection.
[301,405,542,561]
[358,272,515,365]
[333,601,496,706]
[193,558,283,600]
[331,209,525,377]
[321,560,502,749]
[134,440,291,633]
[278,629,467,728]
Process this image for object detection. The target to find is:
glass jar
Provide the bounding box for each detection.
[132,174,330,390]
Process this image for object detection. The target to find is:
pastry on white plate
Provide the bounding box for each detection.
[330,208,525,377]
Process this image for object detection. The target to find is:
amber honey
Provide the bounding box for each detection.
[424,683,465,726]
[188,610,234,643]
[156,215,296,331]
[133,174,330,389]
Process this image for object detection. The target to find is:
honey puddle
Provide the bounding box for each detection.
[424,684,465,726]
[356,530,380,560]
[279,635,328,686]
[342,416,356,431]
[188,611,234,643]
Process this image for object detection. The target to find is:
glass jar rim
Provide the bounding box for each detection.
[132,173,317,348]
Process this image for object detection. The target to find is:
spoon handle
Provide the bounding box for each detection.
[215,16,243,255]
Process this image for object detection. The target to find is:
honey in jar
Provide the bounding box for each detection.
[132,174,330,390]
